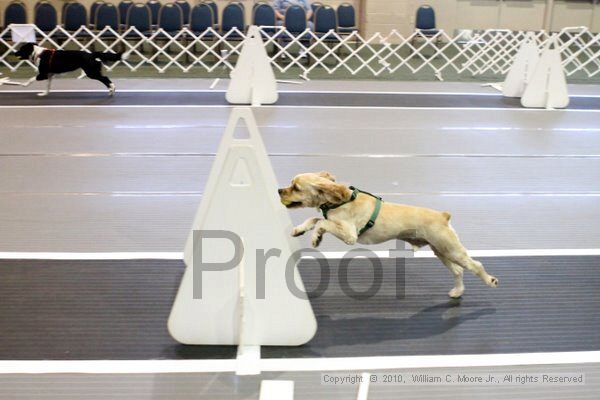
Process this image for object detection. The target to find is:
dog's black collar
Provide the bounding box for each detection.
[319,186,383,236]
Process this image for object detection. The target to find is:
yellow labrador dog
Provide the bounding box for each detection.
[278,172,499,298]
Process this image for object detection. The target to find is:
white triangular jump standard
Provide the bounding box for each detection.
[226,25,278,106]
[502,32,540,98]
[168,107,316,347]
[521,37,569,109]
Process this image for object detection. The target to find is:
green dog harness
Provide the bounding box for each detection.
[319,186,383,236]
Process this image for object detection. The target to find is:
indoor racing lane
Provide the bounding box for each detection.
[0,91,599,109]
[0,256,598,360]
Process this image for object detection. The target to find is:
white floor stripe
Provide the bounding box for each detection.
[0,88,598,98]
[259,351,600,372]
[259,380,294,400]
[1,248,599,260]
[0,351,598,374]
[0,359,236,374]
[356,373,371,400]
[209,79,220,90]
[236,345,261,376]
[0,105,597,112]
[0,252,184,260]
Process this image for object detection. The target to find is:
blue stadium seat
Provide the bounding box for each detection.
[146,0,161,27]
[63,2,87,32]
[310,1,322,23]
[34,1,58,32]
[314,5,337,40]
[203,0,219,28]
[157,2,183,36]
[126,3,152,36]
[175,0,190,25]
[3,1,27,27]
[95,3,120,36]
[336,2,357,34]
[89,1,104,28]
[221,2,244,37]
[118,0,133,27]
[415,5,438,36]
[283,4,311,60]
[189,3,213,35]
[61,2,72,23]
[253,3,275,34]
[284,5,306,34]
[310,2,322,14]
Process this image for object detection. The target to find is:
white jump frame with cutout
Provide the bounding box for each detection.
[168,108,317,354]
[501,33,570,109]
[226,25,278,106]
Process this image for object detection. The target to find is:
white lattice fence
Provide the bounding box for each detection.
[0,24,598,79]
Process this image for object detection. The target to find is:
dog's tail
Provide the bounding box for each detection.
[91,51,124,62]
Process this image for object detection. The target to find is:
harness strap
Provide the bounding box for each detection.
[358,196,382,236]
[320,185,383,236]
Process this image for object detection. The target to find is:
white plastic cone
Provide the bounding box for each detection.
[502,33,539,98]
[226,26,278,106]
[168,107,316,346]
[521,37,569,109]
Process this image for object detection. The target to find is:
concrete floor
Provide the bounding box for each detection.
[0,80,598,252]
[0,79,599,400]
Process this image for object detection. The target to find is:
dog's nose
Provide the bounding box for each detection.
[278,188,283,195]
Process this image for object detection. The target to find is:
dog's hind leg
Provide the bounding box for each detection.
[83,63,115,95]
[431,245,465,298]
[430,225,499,289]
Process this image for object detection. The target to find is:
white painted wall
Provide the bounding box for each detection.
[551,0,596,31]
[500,0,546,31]
[399,0,598,34]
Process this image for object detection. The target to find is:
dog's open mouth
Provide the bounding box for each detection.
[282,200,303,208]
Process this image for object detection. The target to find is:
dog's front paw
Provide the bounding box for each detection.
[311,228,325,248]
[344,236,357,245]
[486,275,499,288]
[291,227,305,237]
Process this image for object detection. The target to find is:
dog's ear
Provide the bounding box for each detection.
[317,171,336,182]
[19,43,33,52]
[315,180,348,205]
[14,43,33,58]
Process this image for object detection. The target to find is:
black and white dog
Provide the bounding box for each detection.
[13,43,127,96]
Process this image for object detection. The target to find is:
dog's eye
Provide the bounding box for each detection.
[293,184,300,191]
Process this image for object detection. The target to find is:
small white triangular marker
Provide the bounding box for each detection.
[168,107,316,346]
[502,33,539,98]
[226,25,278,106]
[521,37,569,109]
